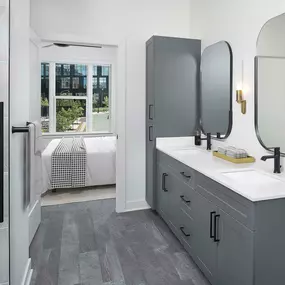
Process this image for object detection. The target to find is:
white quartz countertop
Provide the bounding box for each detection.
[156,137,285,202]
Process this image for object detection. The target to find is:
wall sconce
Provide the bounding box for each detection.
[236,89,246,114]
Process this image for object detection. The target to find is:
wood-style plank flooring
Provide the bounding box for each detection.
[30,199,210,285]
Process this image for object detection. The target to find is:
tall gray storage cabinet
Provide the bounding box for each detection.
[146,36,201,209]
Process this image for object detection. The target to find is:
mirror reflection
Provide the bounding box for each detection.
[200,41,233,138]
[256,13,285,153]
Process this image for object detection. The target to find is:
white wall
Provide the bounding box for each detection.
[31,0,192,211]
[190,0,285,175]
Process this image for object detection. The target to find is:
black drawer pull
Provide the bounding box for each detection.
[210,211,216,239]
[214,214,220,242]
[180,226,190,237]
[180,172,191,179]
[162,173,168,192]
[180,195,191,204]
[148,105,154,120]
[149,126,154,142]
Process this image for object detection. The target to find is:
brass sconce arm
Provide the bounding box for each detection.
[236,90,246,114]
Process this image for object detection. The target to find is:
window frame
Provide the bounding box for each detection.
[42,61,114,136]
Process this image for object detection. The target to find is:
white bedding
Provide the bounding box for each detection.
[42,136,116,193]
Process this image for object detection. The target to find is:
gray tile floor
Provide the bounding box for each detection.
[30,199,210,285]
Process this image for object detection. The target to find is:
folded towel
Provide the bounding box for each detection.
[217,145,248,159]
[29,121,44,155]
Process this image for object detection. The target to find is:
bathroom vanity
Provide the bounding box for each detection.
[156,138,285,285]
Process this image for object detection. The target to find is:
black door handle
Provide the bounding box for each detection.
[149,126,153,142]
[162,173,168,192]
[210,211,216,239]
[214,214,220,242]
[0,103,3,223]
[180,195,191,204]
[180,226,190,237]
[12,126,29,133]
[180,172,191,179]
[148,105,154,120]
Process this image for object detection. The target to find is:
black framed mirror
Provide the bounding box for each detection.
[255,13,285,154]
[200,41,233,138]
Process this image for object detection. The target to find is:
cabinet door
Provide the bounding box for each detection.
[156,164,170,221]
[217,210,254,285]
[154,37,199,137]
[192,192,218,284]
[146,123,155,208]
[146,39,155,123]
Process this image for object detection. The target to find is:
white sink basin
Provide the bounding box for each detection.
[222,169,283,186]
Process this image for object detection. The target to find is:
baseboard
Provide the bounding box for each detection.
[28,199,41,244]
[21,258,32,285]
[124,200,150,212]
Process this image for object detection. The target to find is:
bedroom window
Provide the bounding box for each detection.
[41,63,50,133]
[41,63,112,134]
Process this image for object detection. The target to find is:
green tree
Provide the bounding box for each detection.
[103,96,109,108]
[56,100,84,132]
[41,97,49,107]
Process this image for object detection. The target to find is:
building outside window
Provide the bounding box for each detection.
[41,63,49,132]
[41,63,111,134]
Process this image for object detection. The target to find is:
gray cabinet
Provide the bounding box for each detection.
[217,210,254,285]
[146,36,201,209]
[156,150,285,285]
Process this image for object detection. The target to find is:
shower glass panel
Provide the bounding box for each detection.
[0,1,10,284]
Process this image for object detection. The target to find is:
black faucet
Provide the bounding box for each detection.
[195,133,212,150]
[261,147,282,174]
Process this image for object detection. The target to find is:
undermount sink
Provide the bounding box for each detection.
[222,169,284,186]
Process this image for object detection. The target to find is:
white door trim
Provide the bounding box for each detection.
[38,38,127,212]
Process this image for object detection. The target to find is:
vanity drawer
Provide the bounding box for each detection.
[171,207,194,255]
[196,172,255,230]
[157,150,196,188]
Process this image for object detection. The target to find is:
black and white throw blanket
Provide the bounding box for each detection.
[51,137,87,189]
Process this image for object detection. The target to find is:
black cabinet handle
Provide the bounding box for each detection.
[148,105,154,120]
[149,126,153,142]
[0,103,3,223]
[180,195,191,204]
[210,211,216,239]
[180,172,191,179]
[214,214,220,242]
[162,173,168,192]
[180,226,190,237]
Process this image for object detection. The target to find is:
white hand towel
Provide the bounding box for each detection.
[30,121,43,155]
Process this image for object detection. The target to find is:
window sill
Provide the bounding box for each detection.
[42,132,115,139]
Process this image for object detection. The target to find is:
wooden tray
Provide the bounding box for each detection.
[213,151,256,164]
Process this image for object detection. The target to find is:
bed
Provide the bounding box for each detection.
[42,136,116,193]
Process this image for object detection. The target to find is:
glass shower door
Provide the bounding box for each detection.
[0,1,9,285]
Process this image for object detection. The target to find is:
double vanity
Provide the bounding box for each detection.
[146,14,285,285]
[155,137,285,285]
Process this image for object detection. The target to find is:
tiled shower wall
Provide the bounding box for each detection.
[0,1,9,285]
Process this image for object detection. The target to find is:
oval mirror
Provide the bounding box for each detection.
[200,41,233,138]
[255,13,285,153]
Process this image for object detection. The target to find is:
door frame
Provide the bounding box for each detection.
[38,38,127,213]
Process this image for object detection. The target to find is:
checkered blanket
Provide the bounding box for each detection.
[51,137,87,189]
